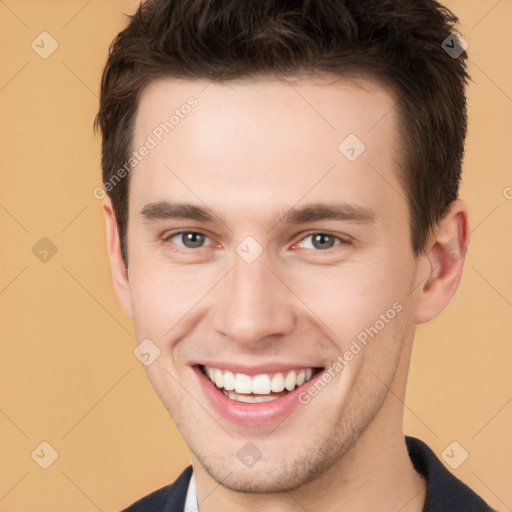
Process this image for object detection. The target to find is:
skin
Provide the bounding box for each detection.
[103,75,471,511]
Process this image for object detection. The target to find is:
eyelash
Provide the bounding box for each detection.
[162,230,350,252]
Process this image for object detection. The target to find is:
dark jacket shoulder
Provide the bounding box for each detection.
[122,465,192,512]
[405,436,494,512]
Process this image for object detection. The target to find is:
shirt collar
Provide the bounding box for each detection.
[183,473,198,511]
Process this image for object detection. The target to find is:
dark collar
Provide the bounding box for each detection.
[405,436,493,511]
[122,465,192,512]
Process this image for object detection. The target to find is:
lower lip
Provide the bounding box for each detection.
[194,366,318,426]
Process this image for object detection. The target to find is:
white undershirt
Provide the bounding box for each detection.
[183,473,199,511]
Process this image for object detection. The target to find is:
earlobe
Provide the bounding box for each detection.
[413,199,471,324]
[102,196,134,318]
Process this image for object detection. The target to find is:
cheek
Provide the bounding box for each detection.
[127,259,220,341]
[285,260,408,345]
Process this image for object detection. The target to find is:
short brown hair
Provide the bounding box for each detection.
[95,0,469,266]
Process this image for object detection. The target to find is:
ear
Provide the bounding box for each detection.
[413,199,471,324]
[102,196,134,318]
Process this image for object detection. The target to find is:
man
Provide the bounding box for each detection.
[95,0,493,510]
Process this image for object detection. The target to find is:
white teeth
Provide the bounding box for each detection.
[214,368,224,388]
[252,374,271,394]
[284,370,297,391]
[236,393,259,403]
[234,373,252,394]
[223,390,281,403]
[223,370,235,391]
[254,395,277,403]
[271,373,285,392]
[204,365,317,399]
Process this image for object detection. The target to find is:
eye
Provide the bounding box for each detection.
[165,231,213,249]
[296,233,345,250]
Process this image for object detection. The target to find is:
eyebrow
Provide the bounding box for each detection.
[141,201,217,223]
[280,203,377,225]
[140,200,377,226]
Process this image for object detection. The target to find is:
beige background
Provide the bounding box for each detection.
[1,1,511,510]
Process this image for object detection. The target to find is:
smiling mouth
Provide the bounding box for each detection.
[199,364,323,404]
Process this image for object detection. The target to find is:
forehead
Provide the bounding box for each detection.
[134,74,398,147]
[129,75,405,226]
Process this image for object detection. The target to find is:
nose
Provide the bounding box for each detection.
[212,253,296,347]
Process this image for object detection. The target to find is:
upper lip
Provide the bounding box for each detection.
[193,361,324,376]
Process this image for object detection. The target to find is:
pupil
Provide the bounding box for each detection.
[313,234,334,249]
[184,232,204,248]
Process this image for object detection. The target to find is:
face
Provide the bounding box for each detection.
[113,75,424,492]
